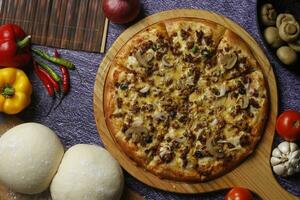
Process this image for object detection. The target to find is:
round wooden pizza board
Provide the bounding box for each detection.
[94,9,298,199]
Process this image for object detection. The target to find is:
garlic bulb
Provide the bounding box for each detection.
[270,141,300,177]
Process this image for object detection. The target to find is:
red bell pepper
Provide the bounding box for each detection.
[0,24,32,68]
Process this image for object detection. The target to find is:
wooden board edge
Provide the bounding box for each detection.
[93,9,276,192]
[100,18,109,53]
[93,10,298,199]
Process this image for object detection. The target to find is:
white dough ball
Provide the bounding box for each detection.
[50,144,124,200]
[0,123,64,194]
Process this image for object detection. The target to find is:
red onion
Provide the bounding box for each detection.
[102,0,140,24]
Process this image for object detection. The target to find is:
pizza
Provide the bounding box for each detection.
[103,18,268,182]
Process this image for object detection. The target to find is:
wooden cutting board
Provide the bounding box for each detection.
[93,9,299,199]
[0,0,108,53]
[0,115,144,200]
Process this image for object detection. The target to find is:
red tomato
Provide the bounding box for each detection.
[276,110,300,141]
[225,187,253,200]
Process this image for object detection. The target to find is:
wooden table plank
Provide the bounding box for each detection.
[0,0,107,53]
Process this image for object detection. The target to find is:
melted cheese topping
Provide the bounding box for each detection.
[109,22,267,178]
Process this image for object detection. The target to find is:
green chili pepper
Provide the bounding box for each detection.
[32,48,75,69]
[192,46,198,54]
[35,60,61,83]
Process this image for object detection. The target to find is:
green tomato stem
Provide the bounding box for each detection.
[293,120,299,128]
[17,35,31,49]
[2,85,15,98]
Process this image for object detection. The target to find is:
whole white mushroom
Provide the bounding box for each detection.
[0,123,64,194]
[264,27,284,48]
[276,46,298,65]
[50,144,124,200]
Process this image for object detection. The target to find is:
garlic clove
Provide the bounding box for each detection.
[284,161,291,168]
[273,164,286,176]
[272,148,282,157]
[295,164,300,173]
[290,158,300,166]
[278,141,290,154]
[270,157,282,165]
[290,150,300,160]
[287,168,295,176]
[290,150,300,167]
[290,142,299,152]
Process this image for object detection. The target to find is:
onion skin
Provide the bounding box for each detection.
[102,0,140,24]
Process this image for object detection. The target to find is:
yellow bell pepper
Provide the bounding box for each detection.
[0,68,32,114]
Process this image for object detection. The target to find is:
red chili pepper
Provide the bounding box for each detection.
[35,63,60,93]
[0,24,32,68]
[54,49,69,94]
[34,63,54,97]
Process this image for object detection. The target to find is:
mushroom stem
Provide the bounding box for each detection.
[135,51,150,68]
[206,137,225,159]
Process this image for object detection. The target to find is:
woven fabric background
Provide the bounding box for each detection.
[18,0,300,199]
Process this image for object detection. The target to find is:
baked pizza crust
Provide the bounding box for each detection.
[164,18,226,48]
[115,23,169,66]
[103,18,269,182]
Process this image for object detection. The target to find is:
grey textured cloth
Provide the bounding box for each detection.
[19,0,299,199]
